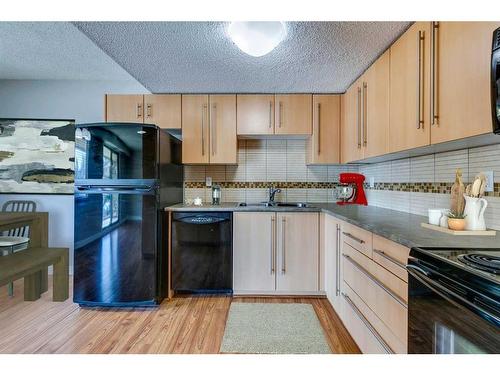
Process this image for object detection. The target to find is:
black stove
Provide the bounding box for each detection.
[407,247,500,354]
[457,253,500,275]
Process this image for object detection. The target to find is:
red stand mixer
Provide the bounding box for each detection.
[336,173,368,205]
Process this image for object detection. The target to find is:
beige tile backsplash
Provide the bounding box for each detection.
[183,140,500,230]
[360,144,500,230]
[184,139,352,204]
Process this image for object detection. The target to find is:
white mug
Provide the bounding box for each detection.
[193,197,203,206]
[428,209,443,226]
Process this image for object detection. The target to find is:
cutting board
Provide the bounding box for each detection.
[421,222,496,236]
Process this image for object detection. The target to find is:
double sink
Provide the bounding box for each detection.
[238,202,310,208]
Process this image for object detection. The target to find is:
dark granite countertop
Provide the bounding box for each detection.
[166,202,499,249]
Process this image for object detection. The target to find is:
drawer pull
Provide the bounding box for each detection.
[342,232,365,244]
[373,249,406,269]
[342,292,394,354]
[343,254,407,308]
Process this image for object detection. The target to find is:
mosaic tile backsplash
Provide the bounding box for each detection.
[360,143,500,230]
[183,140,500,230]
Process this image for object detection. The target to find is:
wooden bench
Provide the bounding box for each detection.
[0,247,69,301]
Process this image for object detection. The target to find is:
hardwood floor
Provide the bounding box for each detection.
[0,278,360,354]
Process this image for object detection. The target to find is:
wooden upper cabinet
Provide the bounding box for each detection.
[432,22,500,144]
[363,50,390,158]
[105,95,144,123]
[144,94,181,129]
[307,95,341,164]
[275,94,312,135]
[389,22,431,153]
[237,94,275,135]
[341,79,364,163]
[182,95,209,164]
[209,95,237,164]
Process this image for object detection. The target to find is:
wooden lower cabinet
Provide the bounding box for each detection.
[233,212,319,294]
[327,219,409,354]
[323,213,342,312]
[276,212,319,292]
[233,212,276,292]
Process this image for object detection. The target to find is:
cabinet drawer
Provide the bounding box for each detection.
[343,243,407,303]
[342,246,407,345]
[340,283,391,354]
[341,223,372,258]
[342,282,406,353]
[372,235,410,282]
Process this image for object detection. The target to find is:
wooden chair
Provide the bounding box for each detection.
[0,200,37,296]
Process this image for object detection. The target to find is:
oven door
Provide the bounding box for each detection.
[408,264,500,354]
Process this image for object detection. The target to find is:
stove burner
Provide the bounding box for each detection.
[457,253,500,275]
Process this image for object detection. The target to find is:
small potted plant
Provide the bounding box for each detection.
[447,211,467,231]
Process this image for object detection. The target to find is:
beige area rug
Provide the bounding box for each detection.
[220,302,332,354]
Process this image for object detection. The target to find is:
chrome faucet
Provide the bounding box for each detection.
[268,186,282,203]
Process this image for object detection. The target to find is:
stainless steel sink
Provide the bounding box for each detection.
[238,202,309,208]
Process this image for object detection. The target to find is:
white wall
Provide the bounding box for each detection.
[0,79,149,273]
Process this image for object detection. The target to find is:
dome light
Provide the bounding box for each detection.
[227,22,287,57]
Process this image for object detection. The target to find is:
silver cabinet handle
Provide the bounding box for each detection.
[317,102,321,154]
[278,102,283,128]
[269,101,273,129]
[271,216,275,274]
[342,231,365,244]
[137,102,143,119]
[431,21,439,126]
[341,292,395,354]
[416,30,425,129]
[357,87,362,149]
[373,249,406,269]
[343,254,407,308]
[211,103,217,156]
[336,223,341,296]
[281,216,286,274]
[363,82,367,146]
[201,104,207,156]
[146,103,152,118]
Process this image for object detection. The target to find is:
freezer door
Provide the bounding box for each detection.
[73,188,160,306]
[75,123,158,181]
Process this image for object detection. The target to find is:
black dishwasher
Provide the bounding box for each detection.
[171,212,232,294]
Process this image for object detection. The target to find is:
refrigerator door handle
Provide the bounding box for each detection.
[76,185,155,193]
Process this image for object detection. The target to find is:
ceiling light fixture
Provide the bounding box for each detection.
[227,22,287,57]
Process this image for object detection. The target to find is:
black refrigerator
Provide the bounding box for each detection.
[73,123,183,307]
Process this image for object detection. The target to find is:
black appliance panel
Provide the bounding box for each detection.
[171,212,232,293]
[492,27,500,134]
[408,255,500,354]
[73,189,159,306]
[75,123,158,181]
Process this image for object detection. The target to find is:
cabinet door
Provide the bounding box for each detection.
[144,94,181,129]
[363,50,390,158]
[432,22,500,144]
[236,94,275,135]
[389,22,431,153]
[341,80,364,163]
[275,94,312,135]
[276,212,319,292]
[209,95,237,164]
[233,212,276,293]
[105,94,144,123]
[307,95,341,164]
[182,95,209,164]
[324,214,342,312]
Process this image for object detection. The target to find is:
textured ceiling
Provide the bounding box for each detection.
[74,22,412,93]
[0,22,140,81]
